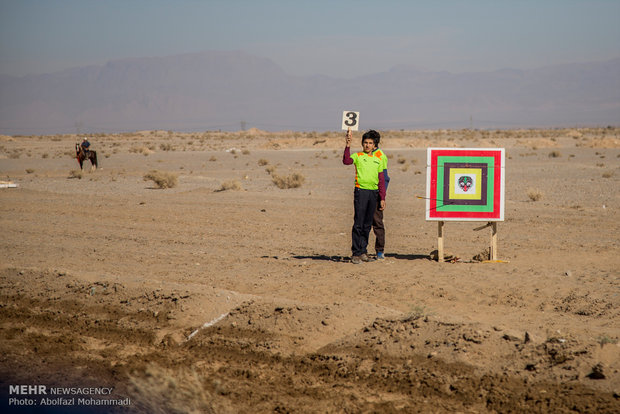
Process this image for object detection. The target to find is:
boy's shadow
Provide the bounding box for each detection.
[292,254,348,262]
[291,253,429,262]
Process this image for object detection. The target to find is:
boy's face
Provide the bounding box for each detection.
[362,138,374,154]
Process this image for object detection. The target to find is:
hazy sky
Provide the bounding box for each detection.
[1,0,619,78]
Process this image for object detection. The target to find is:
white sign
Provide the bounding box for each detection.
[341,111,359,131]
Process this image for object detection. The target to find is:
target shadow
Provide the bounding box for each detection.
[385,253,429,261]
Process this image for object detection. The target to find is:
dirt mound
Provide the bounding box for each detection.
[325,315,620,392]
[211,299,400,354]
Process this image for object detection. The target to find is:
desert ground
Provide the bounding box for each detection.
[0,127,619,413]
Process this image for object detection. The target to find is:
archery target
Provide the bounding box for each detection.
[426,148,505,221]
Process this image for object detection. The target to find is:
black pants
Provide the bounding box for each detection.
[352,188,378,256]
[373,200,385,253]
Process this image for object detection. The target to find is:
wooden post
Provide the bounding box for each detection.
[437,221,444,263]
[490,222,498,260]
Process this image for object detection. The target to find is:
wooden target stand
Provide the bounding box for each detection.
[436,221,498,263]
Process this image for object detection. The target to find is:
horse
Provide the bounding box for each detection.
[75,143,98,171]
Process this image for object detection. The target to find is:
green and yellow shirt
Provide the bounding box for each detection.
[350,151,384,190]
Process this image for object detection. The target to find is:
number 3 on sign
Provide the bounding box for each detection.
[342,111,360,131]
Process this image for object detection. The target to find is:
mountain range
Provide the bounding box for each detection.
[1,51,618,135]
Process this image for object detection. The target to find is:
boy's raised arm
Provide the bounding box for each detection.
[343,129,353,165]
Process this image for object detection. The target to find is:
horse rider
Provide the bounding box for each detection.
[81,138,91,156]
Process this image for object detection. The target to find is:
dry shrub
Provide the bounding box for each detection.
[258,158,269,166]
[130,146,153,156]
[527,188,543,201]
[397,157,406,164]
[265,165,276,174]
[602,171,614,178]
[472,247,491,262]
[242,149,250,155]
[143,170,178,189]
[209,155,217,162]
[68,170,82,179]
[548,150,561,158]
[272,172,305,189]
[129,363,216,414]
[159,143,174,151]
[216,180,242,192]
[25,168,34,174]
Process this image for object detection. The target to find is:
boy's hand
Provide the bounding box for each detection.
[345,128,352,147]
[380,200,386,210]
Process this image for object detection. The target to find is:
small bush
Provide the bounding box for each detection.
[265,165,277,175]
[68,170,83,179]
[602,171,613,178]
[216,180,242,192]
[209,156,217,162]
[42,153,49,159]
[160,143,174,151]
[597,335,618,346]
[402,305,431,322]
[143,170,178,189]
[548,150,561,158]
[258,158,269,166]
[527,188,543,201]
[242,149,250,155]
[25,168,34,174]
[130,146,153,156]
[272,172,305,189]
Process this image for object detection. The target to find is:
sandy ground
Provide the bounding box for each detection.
[1,128,619,413]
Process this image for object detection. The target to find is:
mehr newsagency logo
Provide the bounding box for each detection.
[7,384,131,408]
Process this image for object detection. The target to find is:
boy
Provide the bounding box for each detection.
[342,129,386,264]
[372,135,390,259]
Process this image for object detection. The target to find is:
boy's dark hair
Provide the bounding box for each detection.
[362,130,381,147]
